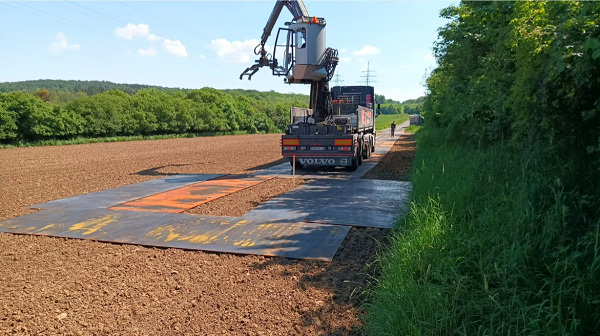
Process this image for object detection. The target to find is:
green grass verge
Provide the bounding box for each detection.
[376,114,409,131]
[0,130,256,149]
[364,126,600,335]
[405,125,421,134]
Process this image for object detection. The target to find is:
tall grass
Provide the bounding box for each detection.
[364,126,600,335]
[405,125,421,134]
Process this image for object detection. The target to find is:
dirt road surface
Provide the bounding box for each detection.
[0,133,415,335]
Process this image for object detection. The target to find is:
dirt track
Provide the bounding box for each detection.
[363,133,416,181]
[0,133,414,335]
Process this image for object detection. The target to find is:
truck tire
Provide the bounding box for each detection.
[348,157,358,171]
[362,138,369,160]
[365,136,372,159]
[357,140,363,166]
[289,160,304,169]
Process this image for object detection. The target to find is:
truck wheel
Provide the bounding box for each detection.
[289,160,303,169]
[362,139,369,159]
[348,158,358,171]
[357,140,363,166]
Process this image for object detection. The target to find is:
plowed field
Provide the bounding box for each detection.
[0,132,414,335]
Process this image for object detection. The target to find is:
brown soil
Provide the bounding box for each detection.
[185,178,307,217]
[0,134,283,221]
[363,132,416,181]
[0,227,387,336]
[0,134,413,335]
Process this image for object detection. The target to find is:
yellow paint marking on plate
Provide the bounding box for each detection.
[164,231,180,242]
[69,215,115,235]
[188,234,217,244]
[233,238,252,247]
[241,239,255,247]
[147,219,252,246]
[36,224,55,232]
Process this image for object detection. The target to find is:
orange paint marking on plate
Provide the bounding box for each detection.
[109,175,273,213]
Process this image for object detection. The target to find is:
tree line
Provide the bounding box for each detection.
[0,87,308,142]
[0,80,175,96]
[419,1,600,334]
[379,103,424,115]
[376,95,425,115]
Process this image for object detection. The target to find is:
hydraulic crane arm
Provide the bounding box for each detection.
[240,0,308,80]
[260,0,308,47]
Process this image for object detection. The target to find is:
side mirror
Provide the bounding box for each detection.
[376,104,381,117]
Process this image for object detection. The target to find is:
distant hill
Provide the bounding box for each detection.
[0,79,423,107]
[401,96,426,105]
[0,79,310,103]
[0,79,182,95]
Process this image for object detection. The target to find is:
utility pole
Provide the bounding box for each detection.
[332,73,344,86]
[360,61,378,86]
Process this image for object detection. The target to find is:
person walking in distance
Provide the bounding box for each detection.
[391,120,396,137]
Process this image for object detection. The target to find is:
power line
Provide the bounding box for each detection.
[360,61,378,86]
[117,1,161,20]
[69,2,124,24]
[1,2,254,79]
[0,35,29,46]
[332,73,344,86]
[1,2,145,48]
[51,1,119,26]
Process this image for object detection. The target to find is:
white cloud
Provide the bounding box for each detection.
[340,48,346,53]
[425,53,436,60]
[115,23,150,40]
[209,38,261,63]
[163,39,187,57]
[115,23,186,57]
[200,54,206,59]
[399,64,408,69]
[138,47,157,57]
[352,44,380,56]
[147,33,161,41]
[50,33,79,53]
[339,57,351,62]
[358,58,366,63]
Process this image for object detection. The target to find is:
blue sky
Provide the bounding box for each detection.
[0,1,454,102]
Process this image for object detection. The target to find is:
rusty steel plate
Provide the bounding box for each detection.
[30,174,223,211]
[0,208,350,261]
[109,175,273,213]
